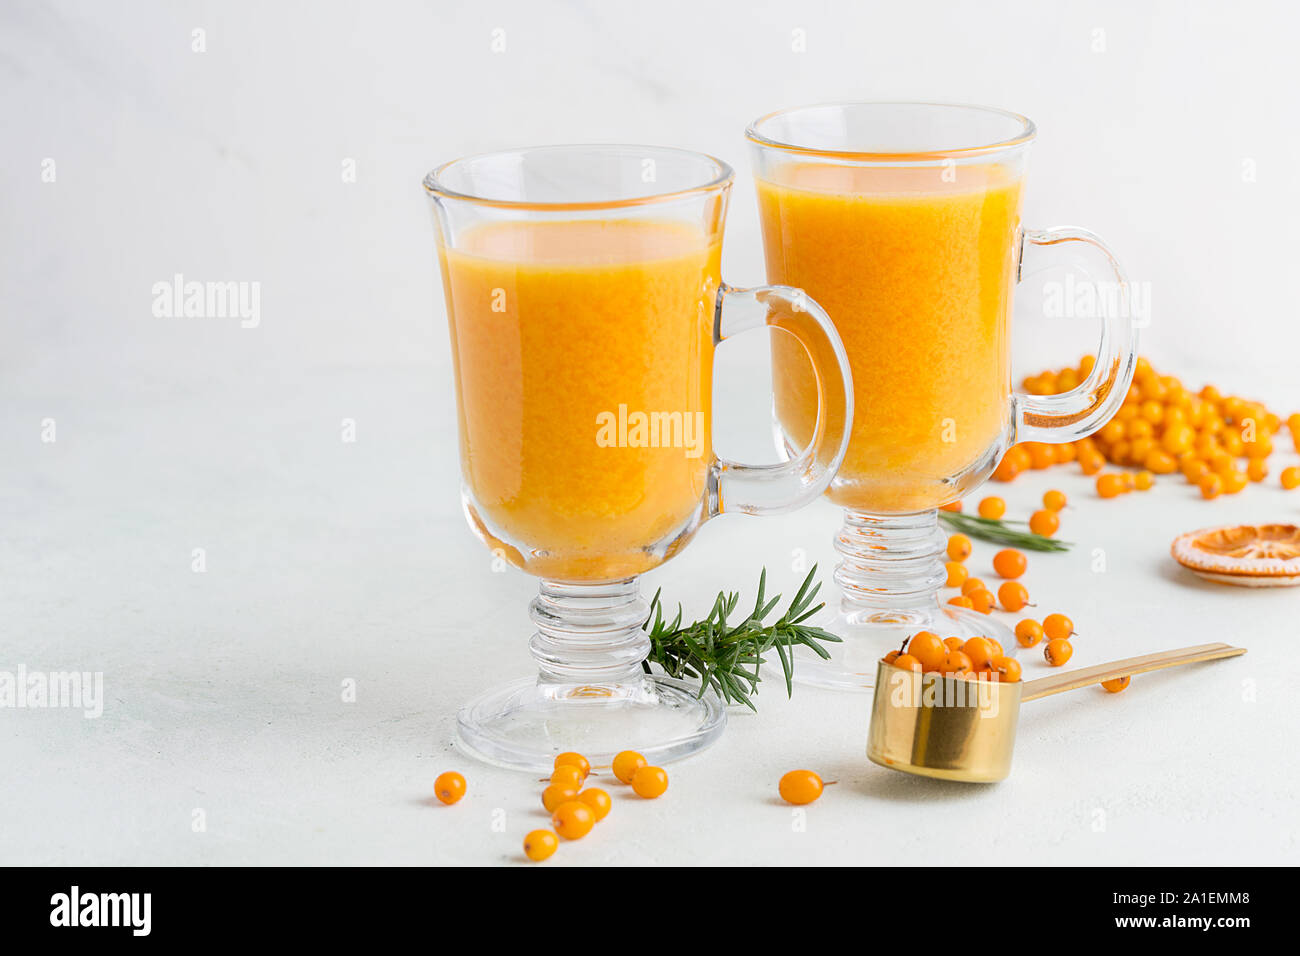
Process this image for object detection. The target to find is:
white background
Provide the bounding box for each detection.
[2,0,1296,865]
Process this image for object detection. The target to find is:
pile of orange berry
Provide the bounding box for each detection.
[526,750,668,860]
[998,356,1300,498]
[434,750,668,863]
[882,631,1022,682]
[1013,613,1077,668]
[938,497,1082,670]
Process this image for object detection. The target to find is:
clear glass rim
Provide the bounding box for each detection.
[745,101,1037,161]
[422,143,735,211]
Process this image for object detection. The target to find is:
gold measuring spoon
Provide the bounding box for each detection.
[867,643,1246,782]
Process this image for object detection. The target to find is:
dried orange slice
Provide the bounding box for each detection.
[1171,523,1300,587]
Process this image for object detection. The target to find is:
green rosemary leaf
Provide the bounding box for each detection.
[641,566,840,710]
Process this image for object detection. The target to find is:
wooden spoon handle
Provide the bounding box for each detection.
[1020,643,1246,703]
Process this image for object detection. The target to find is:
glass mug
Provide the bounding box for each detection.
[424,145,854,769]
[747,103,1139,689]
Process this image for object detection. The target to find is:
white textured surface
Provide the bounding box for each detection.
[2,0,1298,865]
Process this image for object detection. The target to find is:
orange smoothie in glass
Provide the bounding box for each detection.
[439,219,719,582]
[758,163,1023,513]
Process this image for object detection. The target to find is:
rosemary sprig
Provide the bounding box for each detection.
[939,511,1071,552]
[642,566,841,711]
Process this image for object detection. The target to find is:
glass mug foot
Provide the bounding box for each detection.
[452,578,726,772]
[456,674,726,773]
[793,601,1015,692]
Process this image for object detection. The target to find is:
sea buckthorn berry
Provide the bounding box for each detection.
[778,770,825,806]
[1029,443,1055,469]
[523,829,559,862]
[1100,420,1125,444]
[1247,459,1269,482]
[1134,470,1154,491]
[1282,466,1300,490]
[1223,470,1248,494]
[992,548,1027,579]
[1007,445,1032,471]
[947,534,972,561]
[1043,613,1075,641]
[883,649,900,664]
[611,750,647,784]
[944,637,965,651]
[947,595,974,610]
[1044,638,1074,666]
[961,577,987,596]
[1054,443,1076,464]
[988,637,1004,657]
[542,785,579,813]
[967,588,995,614]
[978,496,1006,519]
[578,788,612,821]
[1161,424,1194,455]
[1244,434,1272,459]
[1080,452,1105,475]
[1029,509,1060,537]
[1097,473,1126,498]
[992,457,1021,482]
[961,637,997,671]
[1043,489,1067,512]
[998,581,1031,612]
[892,653,923,673]
[1015,618,1044,648]
[1199,473,1224,499]
[1127,418,1154,440]
[1182,458,1209,483]
[907,631,947,671]
[1101,675,1131,693]
[631,766,669,799]
[552,801,596,839]
[434,771,467,806]
[945,561,968,588]
[940,500,963,512]
[1145,450,1178,475]
[550,765,585,790]
[991,656,1022,683]
[942,650,973,675]
[554,752,590,778]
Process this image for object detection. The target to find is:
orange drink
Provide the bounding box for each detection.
[758,163,1023,513]
[440,219,719,581]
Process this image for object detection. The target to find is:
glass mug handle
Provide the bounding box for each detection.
[707,284,854,515]
[1013,227,1140,443]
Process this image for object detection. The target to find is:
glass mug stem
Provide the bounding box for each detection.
[834,511,948,609]
[528,580,650,685]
